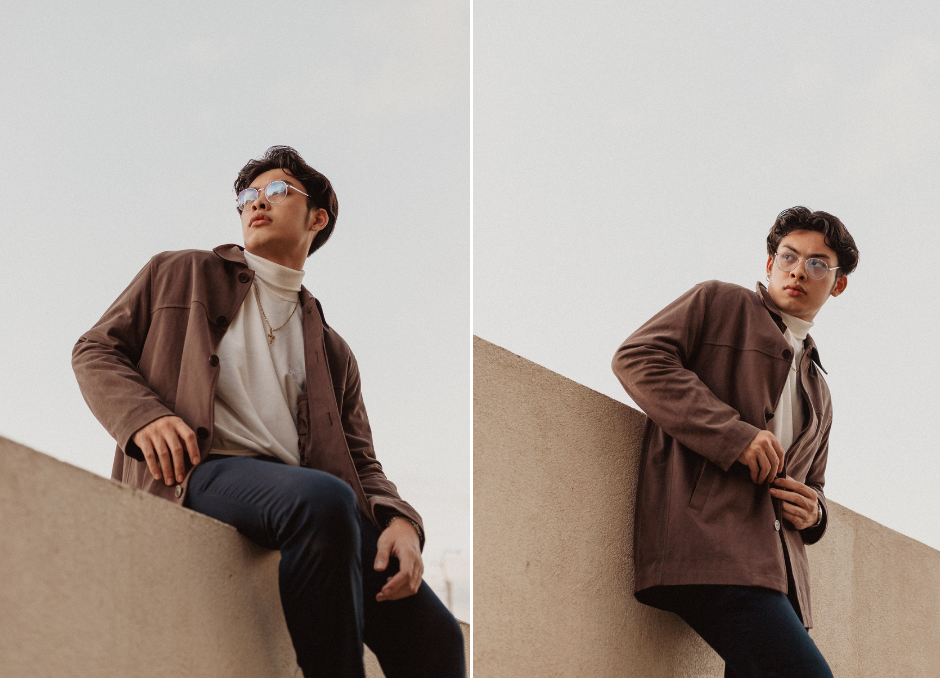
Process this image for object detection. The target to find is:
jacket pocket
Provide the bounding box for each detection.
[688,460,717,512]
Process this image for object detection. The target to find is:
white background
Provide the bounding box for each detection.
[0,2,471,622]
[475,1,940,553]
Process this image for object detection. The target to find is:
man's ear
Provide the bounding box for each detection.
[766,255,774,279]
[830,274,848,298]
[306,207,329,233]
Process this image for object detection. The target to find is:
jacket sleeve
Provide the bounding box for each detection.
[799,415,830,545]
[71,258,175,461]
[340,350,426,548]
[612,284,760,472]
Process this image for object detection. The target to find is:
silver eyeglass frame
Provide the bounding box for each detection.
[773,252,841,280]
[236,180,311,213]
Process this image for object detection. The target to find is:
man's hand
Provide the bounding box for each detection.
[736,430,785,484]
[132,415,200,486]
[374,518,423,602]
[770,476,820,530]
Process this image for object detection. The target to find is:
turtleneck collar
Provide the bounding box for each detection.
[778,310,814,343]
[244,250,305,295]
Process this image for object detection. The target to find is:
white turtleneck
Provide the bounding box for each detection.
[769,311,815,453]
[211,250,307,465]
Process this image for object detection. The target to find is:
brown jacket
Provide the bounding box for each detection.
[612,280,830,628]
[72,244,423,541]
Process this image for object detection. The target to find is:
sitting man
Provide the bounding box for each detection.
[72,145,465,678]
[612,207,858,677]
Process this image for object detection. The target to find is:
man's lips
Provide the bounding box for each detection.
[784,285,805,295]
[249,215,271,226]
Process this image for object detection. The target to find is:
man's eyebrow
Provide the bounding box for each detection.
[249,179,298,189]
[780,244,833,261]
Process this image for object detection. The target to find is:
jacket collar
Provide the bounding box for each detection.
[755,282,827,374]
[213,243,248,265]
[213,244,328,326]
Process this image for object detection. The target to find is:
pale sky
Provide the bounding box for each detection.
[0,2,471,621]
[475,0,940,553]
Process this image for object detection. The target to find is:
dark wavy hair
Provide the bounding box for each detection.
[766,206,859,277]
[234,146,338,256]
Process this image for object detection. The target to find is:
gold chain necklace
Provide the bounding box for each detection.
[252,282,299,345]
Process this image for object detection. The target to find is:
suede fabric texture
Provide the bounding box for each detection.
[72,244,422,541]
[612,281,830,628]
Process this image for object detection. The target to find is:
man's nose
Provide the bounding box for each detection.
[790,261,806,279]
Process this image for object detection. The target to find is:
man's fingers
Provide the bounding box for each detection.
[154,440,174,486]
[775,476,816,501]
[756,451,772,484]
[374,536,392,572]
[167,438,186,484]
[178,423,200,466]
[780,502,814,529]
[770,487,808,509]
[377,564,421,601]
[376,570,410,601]
[397,550,422,593]
[748,457,760,484]
[132,416,199,485]
[770,438,785,477]
[142,444,161,481]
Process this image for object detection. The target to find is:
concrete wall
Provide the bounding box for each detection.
[0,435,469,678]
[474,336,940,677]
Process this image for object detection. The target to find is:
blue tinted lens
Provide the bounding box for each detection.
[806,259,829,279]
[266,181,288,203]
[237,188,259,211]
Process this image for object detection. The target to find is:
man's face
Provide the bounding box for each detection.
[240,168,327,270]
[765,229,848,322]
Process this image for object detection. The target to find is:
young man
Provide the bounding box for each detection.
[612,207,859,678]
[72,146,465,678]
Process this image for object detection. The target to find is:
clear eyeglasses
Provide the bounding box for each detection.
[236,180,311,213]
[774,252,841,280]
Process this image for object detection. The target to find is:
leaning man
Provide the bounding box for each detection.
[612,207,859,677]
[72,146,465,678]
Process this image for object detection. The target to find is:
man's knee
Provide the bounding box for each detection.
[440,613,464,655]
[286,471,361,545]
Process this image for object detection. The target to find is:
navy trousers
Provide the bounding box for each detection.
[637,585,832,678]
[186,455,465,678]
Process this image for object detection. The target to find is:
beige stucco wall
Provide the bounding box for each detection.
[474,336,940,677]
[0,435,469,678]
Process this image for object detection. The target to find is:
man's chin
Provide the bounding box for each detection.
[770,292,810,318]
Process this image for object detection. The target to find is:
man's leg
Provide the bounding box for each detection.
[186,456,365,678]
[637,585,832,678]
[359,519,466,678]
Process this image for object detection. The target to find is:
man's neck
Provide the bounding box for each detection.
[244,246,306,272]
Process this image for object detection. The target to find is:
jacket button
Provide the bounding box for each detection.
[238,272,250,283]
[175,485,183,498]
[217,315,229,328]
[774,519,781,531]
[196,427,209,440]
[765,412,774,421]
[209,355,219,367]
[782,349,792,360]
